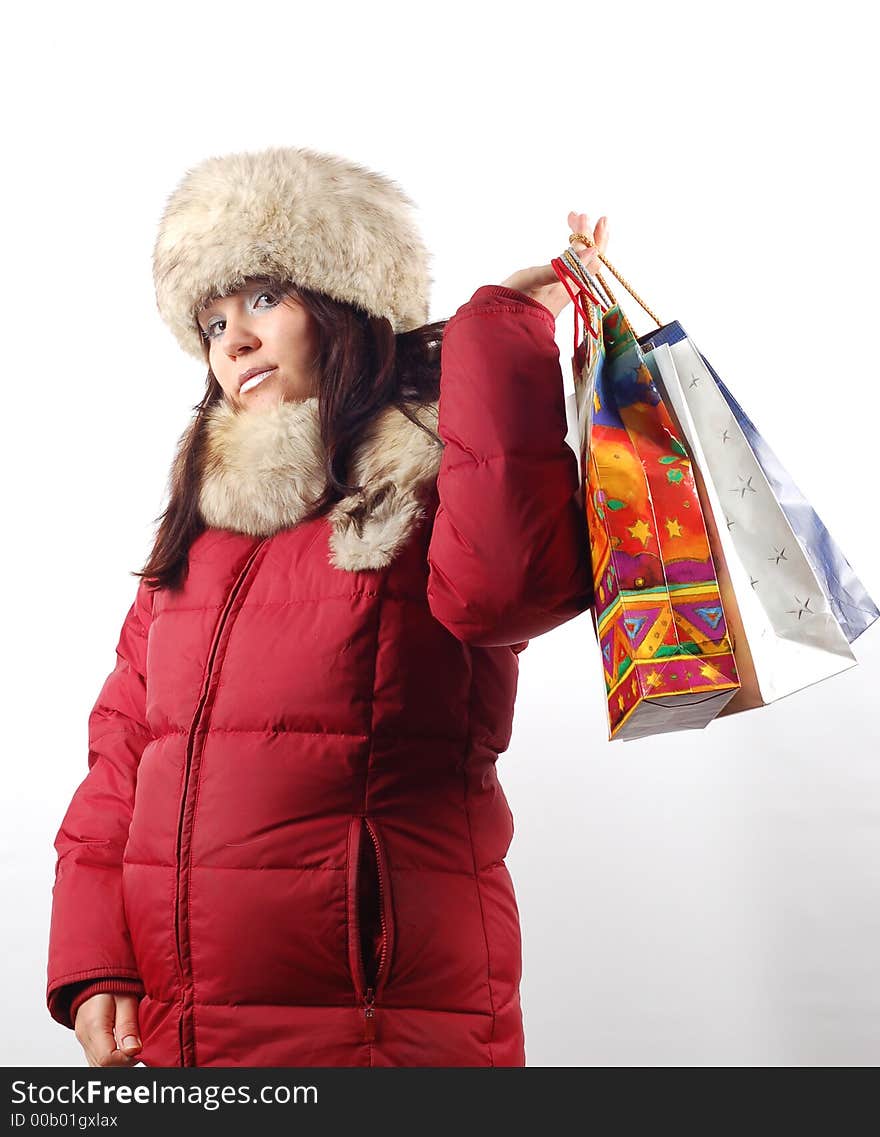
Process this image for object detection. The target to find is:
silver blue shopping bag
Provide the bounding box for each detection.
[639,320,878,644]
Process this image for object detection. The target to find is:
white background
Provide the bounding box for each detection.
[3,0,877,1067]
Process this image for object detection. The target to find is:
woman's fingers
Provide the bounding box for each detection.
[567,211,592,248]
[87,1030,131,1066]
[498,210,608,317]
[95,1039,136,1066]
[115,995,142,1056]
[566,211,607,277]
[75,993,138,1067]
[568,210,609,256]
[93,1027,134,1066]
[594,214,610,254]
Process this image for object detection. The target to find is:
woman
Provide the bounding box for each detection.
[45,144,608,1067]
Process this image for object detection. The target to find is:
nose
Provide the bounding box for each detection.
[222,311,261,358]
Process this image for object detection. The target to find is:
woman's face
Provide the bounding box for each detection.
[196,280,321,409]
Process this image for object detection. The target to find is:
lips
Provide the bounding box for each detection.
[239,367,277,394]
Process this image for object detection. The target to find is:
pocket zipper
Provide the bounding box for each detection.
[349,816,394,1042]
[363,819,389,996]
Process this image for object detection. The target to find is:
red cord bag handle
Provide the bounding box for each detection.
[550,253,606,361]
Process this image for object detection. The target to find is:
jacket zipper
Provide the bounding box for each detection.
[349,816,394,1042]
[363,986,377,1042]
[173,538,268,1066]
[364,819,389,1001]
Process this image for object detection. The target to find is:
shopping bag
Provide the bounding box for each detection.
[555,242,875,722]
[551,251,740,741]
[640,322,878,644]
[643,336,862,712]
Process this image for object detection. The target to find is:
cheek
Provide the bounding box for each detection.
[297,318,320,361]
[210,357,236,396]
[278,309,318,358]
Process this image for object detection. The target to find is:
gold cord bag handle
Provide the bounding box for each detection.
[567,233,664,328]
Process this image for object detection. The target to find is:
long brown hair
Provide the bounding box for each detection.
[134,276,448,592]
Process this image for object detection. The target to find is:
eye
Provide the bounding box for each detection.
[200,290,279,342]
[200,311,224,342]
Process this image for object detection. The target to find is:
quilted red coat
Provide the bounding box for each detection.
[46,284,594,1067]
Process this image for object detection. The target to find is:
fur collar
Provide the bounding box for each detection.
[197,396,444,571]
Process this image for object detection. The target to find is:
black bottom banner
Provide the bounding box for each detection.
[5,1068,572,1133]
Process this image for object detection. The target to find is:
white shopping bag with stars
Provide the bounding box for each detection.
[643,335,875,714]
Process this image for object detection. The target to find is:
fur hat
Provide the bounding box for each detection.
[152,145,433,359]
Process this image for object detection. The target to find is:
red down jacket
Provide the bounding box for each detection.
[46,284,594,1067]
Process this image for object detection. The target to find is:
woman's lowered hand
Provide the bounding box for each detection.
[74,993,142,1067]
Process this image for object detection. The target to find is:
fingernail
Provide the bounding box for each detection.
[122,1036,141,1049]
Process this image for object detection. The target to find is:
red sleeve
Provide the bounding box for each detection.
[426,284,594,647]
[66,978,146,1030]
[46,578,154,1029]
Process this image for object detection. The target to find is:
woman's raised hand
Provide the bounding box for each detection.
[74,993,143,1067]
[499,212,609,319]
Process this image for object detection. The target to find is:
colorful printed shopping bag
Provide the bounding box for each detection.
[551,251,740,741]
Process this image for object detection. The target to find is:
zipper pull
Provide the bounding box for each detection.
[363,986,376,1042]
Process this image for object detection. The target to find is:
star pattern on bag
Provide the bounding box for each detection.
[786,596,814,620]
[627,518,653,547]
[733,474,757,498]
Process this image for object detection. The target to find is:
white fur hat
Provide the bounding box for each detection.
[152,145,433,360]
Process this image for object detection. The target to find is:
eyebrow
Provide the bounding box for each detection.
[197,296,224,320]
